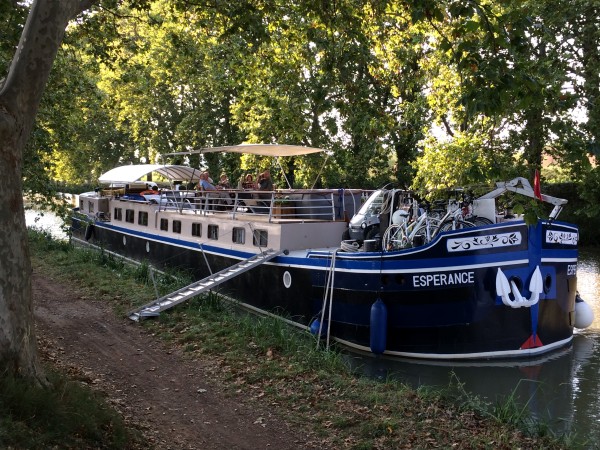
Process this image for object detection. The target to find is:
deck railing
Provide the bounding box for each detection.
[155,188,367,223]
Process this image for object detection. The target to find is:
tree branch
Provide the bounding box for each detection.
[441,114,455,137]
[0,0,97,133]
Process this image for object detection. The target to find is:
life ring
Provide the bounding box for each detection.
[84,223,95,241]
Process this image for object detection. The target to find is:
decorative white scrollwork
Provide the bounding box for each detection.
[545,230,578,245]
[447,232,521,252]
[495,266,543,308]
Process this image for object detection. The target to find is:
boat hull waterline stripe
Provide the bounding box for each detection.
[93,221,547,274]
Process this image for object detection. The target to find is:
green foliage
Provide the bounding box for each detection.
[510,199,548,226]
[9,0,599,216]
[0,1,27,74]
[27,228,71,253]
[412,131,514,193]
[578,167,600,218]
[542,181,600,245]
[0,369,136,449]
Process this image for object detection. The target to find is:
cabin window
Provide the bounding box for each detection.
[79,199,84,210]
[160,218,168,231]
[173,220,182,234]
[253,229,268,247]
[88,201,94,214]
[208,224,219,240]
[232,227,245,244]
[138,211,148,226]
[125,209,135,223]
[192,223,202,237]
[114,208,123,221]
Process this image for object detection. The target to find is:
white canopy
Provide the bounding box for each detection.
[98,164,202,184]
[164,144,327,158]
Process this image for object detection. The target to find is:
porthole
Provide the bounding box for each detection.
[283,271,292,288]
[544,274,552,294]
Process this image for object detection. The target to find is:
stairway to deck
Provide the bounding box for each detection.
[127,249,286,321]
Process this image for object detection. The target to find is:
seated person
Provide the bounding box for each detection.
[241,174,256,190]
[198,172,231,207]
[217,173,231,189]
[257,170,273,202]
[140,183,160,202]
[197,172,216,190]
[258,170,273,191]
[140,182,159,194]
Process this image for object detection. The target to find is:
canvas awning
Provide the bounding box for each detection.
[98,164,202,184]
[163,144,327,158]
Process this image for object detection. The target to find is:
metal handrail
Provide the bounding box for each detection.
[113,188,368,223]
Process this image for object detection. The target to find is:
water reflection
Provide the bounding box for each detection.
[578,249,600,332]
[348,250,600,447]
[25,210,67,240]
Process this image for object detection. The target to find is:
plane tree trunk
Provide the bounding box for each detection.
[0,0,95,383]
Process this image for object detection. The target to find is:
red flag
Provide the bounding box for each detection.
[533,169,542,200]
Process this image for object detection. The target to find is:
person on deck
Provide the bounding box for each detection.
[140,182,159,194]
[257,170,273,202]
[241,174,256,190]
[217,173,231,189]
[197,171,232,209]
[258,170,273,191]
[198,172,216,191]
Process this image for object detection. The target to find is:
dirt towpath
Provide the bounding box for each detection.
[33,269,313,449]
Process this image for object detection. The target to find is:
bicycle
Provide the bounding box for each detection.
[381,202,441,251]
[435,193,494,234]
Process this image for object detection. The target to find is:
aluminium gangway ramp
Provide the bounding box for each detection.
[127,248,286,321]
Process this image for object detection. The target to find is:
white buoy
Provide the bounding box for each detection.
[574,294,595,329]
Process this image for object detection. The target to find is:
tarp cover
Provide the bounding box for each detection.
[165,144,326,158]
[98,164,202,184]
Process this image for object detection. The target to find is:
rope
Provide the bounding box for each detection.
[340,240,360,252]
[317,248,339,350]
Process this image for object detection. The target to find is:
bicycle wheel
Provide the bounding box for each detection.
[411,225,429,247]
[437,219,475,233]
[382,224,408,251]
[470,216,494,226]
[423,218,442,241]
[456,220,475,229]
[412,219,441,246]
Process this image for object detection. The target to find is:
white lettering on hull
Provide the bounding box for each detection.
[413,271,475,288]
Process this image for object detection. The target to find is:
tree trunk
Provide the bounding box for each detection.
[0,0,95,382]
[524,105,544,178]
[0,130,43,381]
[523,41,547,179]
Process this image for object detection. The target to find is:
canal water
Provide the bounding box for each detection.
[348,249,600,446]
[26,211,600,445]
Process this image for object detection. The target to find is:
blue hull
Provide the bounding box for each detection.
[72,216,577,360]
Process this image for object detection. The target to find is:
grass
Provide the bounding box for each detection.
[25,228,585,449]
[0,368,137,449]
